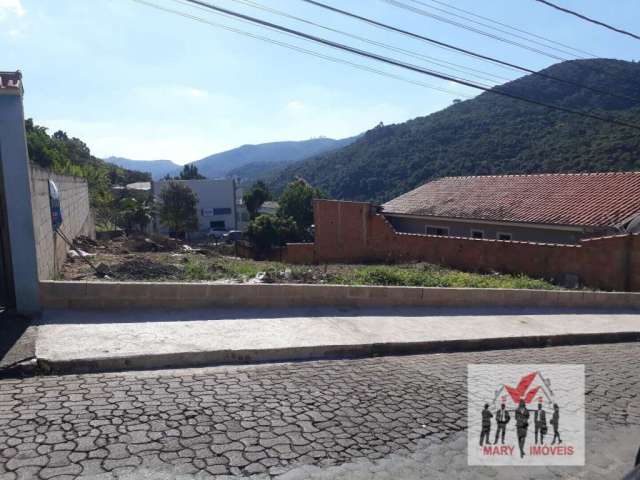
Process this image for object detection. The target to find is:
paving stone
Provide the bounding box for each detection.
[39,464,82,479]
[0,343,638,479]
[5,451,48,470]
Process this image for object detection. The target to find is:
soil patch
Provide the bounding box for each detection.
[111,258,181,281]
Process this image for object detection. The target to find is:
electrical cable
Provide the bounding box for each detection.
[134,0,474,98]
[300,0,640,104]
[383,0,573,62]
[179,0,640,131]
[228,0,512,84]
[423,0,597,57]
[534,0,640,41]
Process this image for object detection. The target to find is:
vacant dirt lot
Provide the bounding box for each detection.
[60,234,562,289]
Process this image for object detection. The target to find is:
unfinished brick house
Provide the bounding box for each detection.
[382,172,640,244]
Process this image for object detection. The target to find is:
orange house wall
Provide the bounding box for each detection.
[296,199,639,292]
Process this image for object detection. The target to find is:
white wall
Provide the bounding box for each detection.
[153,178,247,234]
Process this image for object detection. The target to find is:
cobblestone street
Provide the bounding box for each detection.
[1,343,639,479]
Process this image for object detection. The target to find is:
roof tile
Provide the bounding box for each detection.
[382,172,640,227]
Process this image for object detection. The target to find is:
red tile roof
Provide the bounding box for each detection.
[382,172,640,228]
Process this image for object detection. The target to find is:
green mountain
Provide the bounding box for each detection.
[186,136,358,179]
[269,59,640,203]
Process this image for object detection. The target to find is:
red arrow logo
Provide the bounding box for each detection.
[504,371,540,404]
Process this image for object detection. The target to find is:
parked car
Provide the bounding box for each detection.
[207,228,225,240]
[223,230,243,243]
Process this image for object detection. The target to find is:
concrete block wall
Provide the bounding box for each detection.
[30,164,95,280]
[39,281,640,310]
[303,199,640,292]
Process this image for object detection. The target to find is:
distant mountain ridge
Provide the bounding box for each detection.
[105,135,358,182]
[268,59,640,203]
[184,136,358,180]
[105,157,180,180]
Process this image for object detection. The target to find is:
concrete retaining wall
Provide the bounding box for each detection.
[40,281,640,310]
[30,164,95,280]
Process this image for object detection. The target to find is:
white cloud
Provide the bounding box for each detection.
[134,84,215,103]
[286,100,305,112]
[0,0,25,20]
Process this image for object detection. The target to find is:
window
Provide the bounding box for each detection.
[210,220,226,230]
[471,229,484,239]
[498,232,512,241]
[213,207,232,216]
[425,225,449,236]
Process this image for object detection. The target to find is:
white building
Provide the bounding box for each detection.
[258,201,279,215]
[152,178,249,236]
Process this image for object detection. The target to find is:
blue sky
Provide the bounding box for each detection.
[1,0,638,164]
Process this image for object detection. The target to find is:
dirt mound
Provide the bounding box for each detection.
[112,258,181,280]
[122,235,183,254]
[72,235,99,252]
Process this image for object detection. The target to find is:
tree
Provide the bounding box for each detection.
[93,190,119,231]
[246,214,298,251]
[243,181,272,219]
[158,182,199,237]
[24,118,150,216]
[277,179,324,234]
[118,197,154,234]
[179,164,205,180]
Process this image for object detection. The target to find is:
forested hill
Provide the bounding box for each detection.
[187,135,358,179]
[25,120,149,206]
[268,59,640,203]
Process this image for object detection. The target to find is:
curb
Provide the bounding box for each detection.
[36,331,640,375]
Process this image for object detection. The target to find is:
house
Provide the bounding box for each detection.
[152,178,249,236]
[382,172,640,244]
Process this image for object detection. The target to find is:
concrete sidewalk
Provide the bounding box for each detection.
[36,307,640,373]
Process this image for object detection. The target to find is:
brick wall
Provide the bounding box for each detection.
[30,164,95,280]
[293,199,640,292]
[283,243,316,264]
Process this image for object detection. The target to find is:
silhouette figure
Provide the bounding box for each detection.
[534,402,547,444]
[515,399,530,458]
[551,403,562,444]
[493,402,510,444]
[480,403,493,446]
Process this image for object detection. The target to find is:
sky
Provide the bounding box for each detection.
[0,0,638,164]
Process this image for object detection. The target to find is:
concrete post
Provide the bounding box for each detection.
[0,72,40,314]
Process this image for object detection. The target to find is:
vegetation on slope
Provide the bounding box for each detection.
[26,119,149,203]
[26,119,150,229]
[269,59,640,202]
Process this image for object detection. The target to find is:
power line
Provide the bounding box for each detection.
[132,0,474,99]
[390,0,616,79]
[383,0,573,62]
[534,0,640,41]
[300,0,640,104]
[415,0,597,58]
[171,0,479,93]
[181,0,640,131]
[229,0,510,85]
